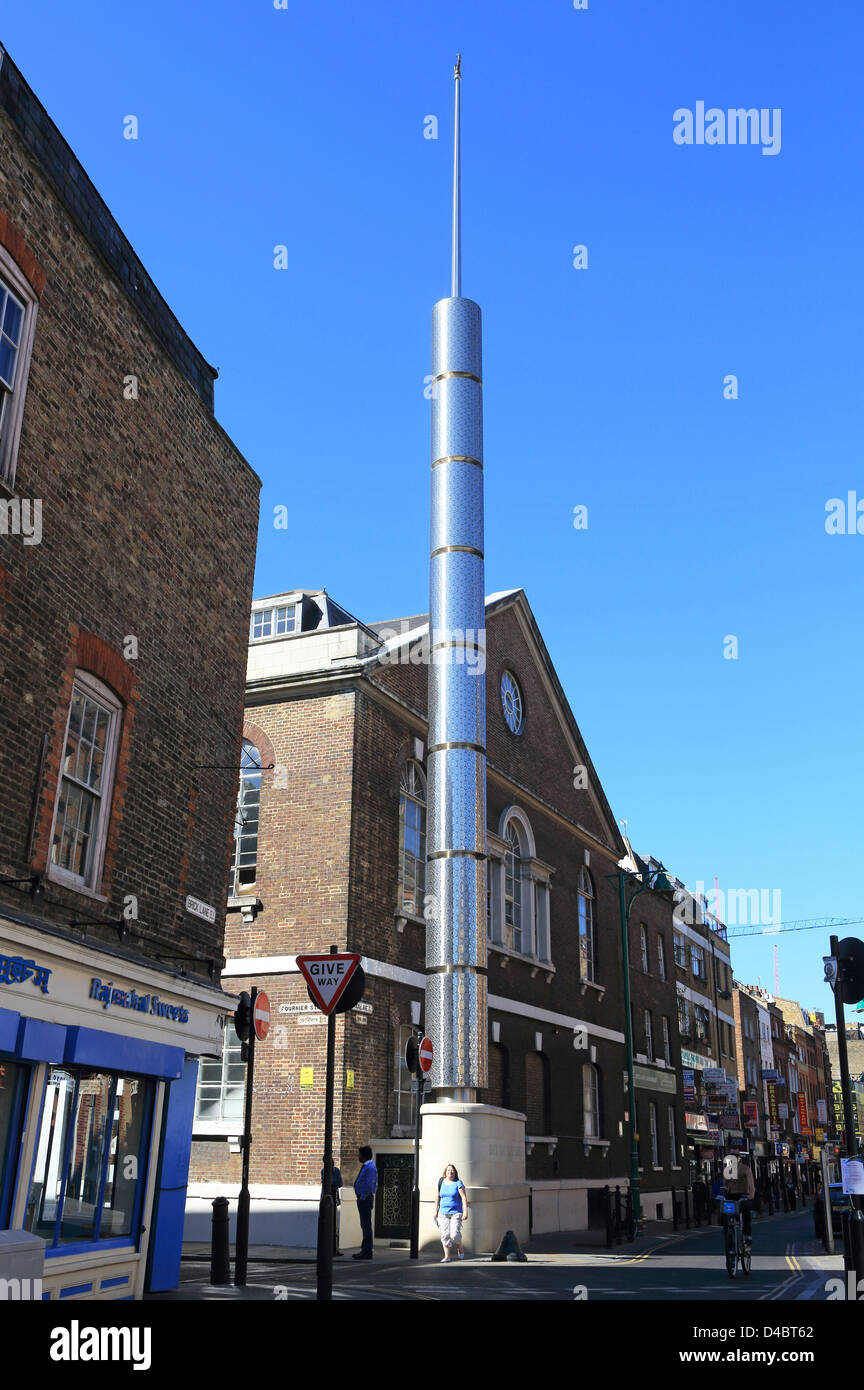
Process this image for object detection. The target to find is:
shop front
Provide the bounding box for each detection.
[0,917,230,1299]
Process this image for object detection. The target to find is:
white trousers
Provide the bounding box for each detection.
[437,1212,463,1248]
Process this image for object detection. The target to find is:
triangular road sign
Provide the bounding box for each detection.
[296,953,362,1016]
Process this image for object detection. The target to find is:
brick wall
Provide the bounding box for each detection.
[0,64,260,980]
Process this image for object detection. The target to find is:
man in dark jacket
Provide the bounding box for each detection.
[352,1146,378,1260]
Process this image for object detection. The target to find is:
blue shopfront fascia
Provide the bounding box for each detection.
[1,1004,185,1259]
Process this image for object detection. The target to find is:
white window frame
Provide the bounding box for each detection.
[194,1021,246,1129]
[488,810,553,967]
[662,1015,672,1064]
[644,1008,654,1062]
[668,1104,678,1165]
[639,924,649,973]
[677,995,691,1037]
[46,671,122,895]
[398,760,426,918]
[249,602,299,642]
[534,879,551,962]
[657,934,666,982]
[0,246,39,490]
[487,844,504,944]
[649,1101,659,1166]
[691,942,705,979]
[503,822,525,954]
[229,740,262,898]
[394,1024,417,1129]
[673,932,687,968]
[583,1063,600,1139]
[578,866,597,984]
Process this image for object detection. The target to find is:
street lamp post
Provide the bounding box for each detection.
[607,861,672,1236]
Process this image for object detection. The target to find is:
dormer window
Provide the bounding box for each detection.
[250,604,297,641]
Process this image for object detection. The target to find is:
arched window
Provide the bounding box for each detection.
[578,866,597,983]
[229,739,262,897]
[504,822,524,953]
[398,761,426,916]
[583,1063,600,1138]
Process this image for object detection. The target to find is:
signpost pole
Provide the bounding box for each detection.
[829,934,864,1276]
[821,1143,834,1255]
[317,946,338,1302]
[410,1068,423,1260]
[235,984,257,1287]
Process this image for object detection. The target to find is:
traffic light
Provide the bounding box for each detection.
[836,938,864,1006]
[234,991,252,1043]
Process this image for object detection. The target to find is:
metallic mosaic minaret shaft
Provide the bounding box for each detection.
[426,56,487,1099]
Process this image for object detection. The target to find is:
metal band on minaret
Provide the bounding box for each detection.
[426,55,488,1100]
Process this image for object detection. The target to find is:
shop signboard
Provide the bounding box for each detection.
[766,1082,779,1127]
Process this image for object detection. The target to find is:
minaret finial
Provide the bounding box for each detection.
[451,55,462,298]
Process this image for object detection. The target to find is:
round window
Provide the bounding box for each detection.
[501,670,524,734]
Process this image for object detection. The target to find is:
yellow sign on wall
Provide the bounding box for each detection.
[300,1067,314,1089]
[346,1070,355,1089]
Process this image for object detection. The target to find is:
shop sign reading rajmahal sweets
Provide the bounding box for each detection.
[0,949,190,1026]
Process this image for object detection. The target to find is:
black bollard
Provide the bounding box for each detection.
[491,1229,528,1262]
[211,1196,231,1285]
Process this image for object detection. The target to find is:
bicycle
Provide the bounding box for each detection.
[721,1195,752,1279]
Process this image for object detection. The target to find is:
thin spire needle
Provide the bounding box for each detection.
[452,54,461,298]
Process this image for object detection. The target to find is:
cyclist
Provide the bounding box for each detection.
[722,1153,755,1249]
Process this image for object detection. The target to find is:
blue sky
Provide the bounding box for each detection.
[4,1,862,1015]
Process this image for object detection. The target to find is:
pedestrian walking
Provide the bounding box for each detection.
[352,1145,377,1260]
[694,1176,709,1226]
[321,1162,344,1256]
[434,1163,468,1262]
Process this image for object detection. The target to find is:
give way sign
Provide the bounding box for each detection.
[296,953,362,1016]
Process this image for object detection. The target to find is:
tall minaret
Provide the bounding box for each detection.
[425,56,487,1101]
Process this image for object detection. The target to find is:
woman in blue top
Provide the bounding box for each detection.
[434,1163,468,1262]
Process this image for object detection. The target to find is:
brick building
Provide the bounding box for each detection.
[187,587,657,1248]
[824,1021,864,1153]
[0,46,259,1298]
[660,880,737,1176]
[773,998,832,1179]
[731,982,789,1190]
[618,842,688,1222]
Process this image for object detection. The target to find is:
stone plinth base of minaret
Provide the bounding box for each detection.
[419,1102,529,1254]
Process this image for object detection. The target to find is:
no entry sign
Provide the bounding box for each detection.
[297,953,362,1016]
[418,1036,434,1073]
[253,991,270,1041]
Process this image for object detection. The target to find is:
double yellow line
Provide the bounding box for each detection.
[785,1253,801,1271]
[619,1244,660,1266]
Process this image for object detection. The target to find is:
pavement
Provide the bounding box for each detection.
[147,1203,846,1302]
